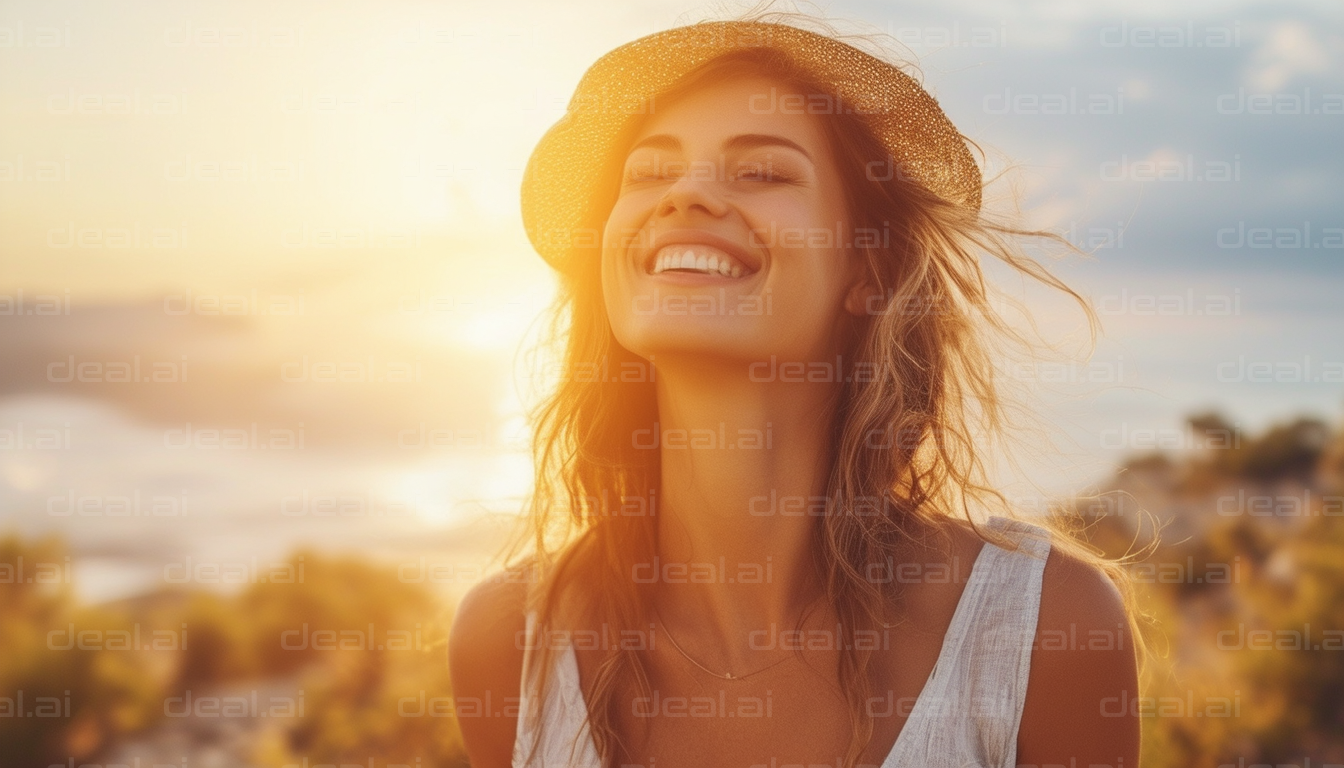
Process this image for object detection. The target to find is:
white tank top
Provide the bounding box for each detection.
[513,515,1052,768]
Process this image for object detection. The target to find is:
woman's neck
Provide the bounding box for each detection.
[649,357,843,662]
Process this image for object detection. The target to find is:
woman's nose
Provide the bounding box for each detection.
[656,170,731,219]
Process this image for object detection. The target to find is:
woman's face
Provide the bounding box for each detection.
[601,75,868,370]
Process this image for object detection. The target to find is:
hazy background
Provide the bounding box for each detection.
[4,0,1340,602]
[1,1,1343,763]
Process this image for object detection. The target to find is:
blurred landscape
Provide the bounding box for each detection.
[6,407,1344,766]
[0,299,536,606]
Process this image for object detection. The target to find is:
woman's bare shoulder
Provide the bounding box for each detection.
[1017,533,1140,765]
[452,573,530,655]
[448,572,530,768]
[920,515,1139,763]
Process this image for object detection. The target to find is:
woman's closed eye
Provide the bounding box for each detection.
[621,167,802,185]
[734,166,801,184]
[623,168,670,184]
[623,162,801,186]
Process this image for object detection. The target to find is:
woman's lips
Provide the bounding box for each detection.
[641,228,764,278]
[647,244,756,278]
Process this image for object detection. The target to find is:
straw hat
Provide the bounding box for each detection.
[520,20,982,272]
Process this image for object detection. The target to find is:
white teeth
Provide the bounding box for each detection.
[650,244,752,277]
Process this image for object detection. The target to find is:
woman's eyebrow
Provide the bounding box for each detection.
[626,133,813,162]
[626,134,681,155]
[724,133,813,162]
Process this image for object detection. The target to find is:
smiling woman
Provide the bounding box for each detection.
[604,74,859,367]
[449,12,1143,768]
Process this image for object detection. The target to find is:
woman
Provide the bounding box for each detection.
[450,14,1142,768]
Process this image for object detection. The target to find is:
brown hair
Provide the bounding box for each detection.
[508,22,1148,768]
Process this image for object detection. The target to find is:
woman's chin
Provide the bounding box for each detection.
[618,329,769,368]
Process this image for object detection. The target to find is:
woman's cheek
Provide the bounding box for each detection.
[775,255,849,336]
[601,260,635,331]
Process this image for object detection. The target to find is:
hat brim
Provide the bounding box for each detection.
[520,20,981,272]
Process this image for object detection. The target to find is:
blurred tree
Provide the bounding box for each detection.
[0,535,162,767]
[175,591,255,688]
[1239,417,1332,483]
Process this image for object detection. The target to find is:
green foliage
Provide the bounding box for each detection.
[0,540,465,767]
[279,618,467,768]
[0,535,165,767]
[176,591,255,687]
[1065,410,1344,766]
[4,409,1343,765]
[1182,411,1332,487]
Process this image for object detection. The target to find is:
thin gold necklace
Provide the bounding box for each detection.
[651,599,818,682]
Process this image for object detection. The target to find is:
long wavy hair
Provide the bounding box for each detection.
[506,14,1149,768]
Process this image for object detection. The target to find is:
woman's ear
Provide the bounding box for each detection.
[843,262,882,318]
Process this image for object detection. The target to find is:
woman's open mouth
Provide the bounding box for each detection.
[649,244,756,278]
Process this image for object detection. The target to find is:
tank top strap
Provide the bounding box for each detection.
[513,610,602,768]
[513,610,540,766]
[953,515,1053,766]
[884,515,1052,767]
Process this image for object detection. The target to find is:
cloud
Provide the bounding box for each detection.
[1244,20,1332,90]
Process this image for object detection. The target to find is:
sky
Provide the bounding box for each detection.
[1,0,1341,600]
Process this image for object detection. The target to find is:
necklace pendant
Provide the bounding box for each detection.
[724,673,735,680]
